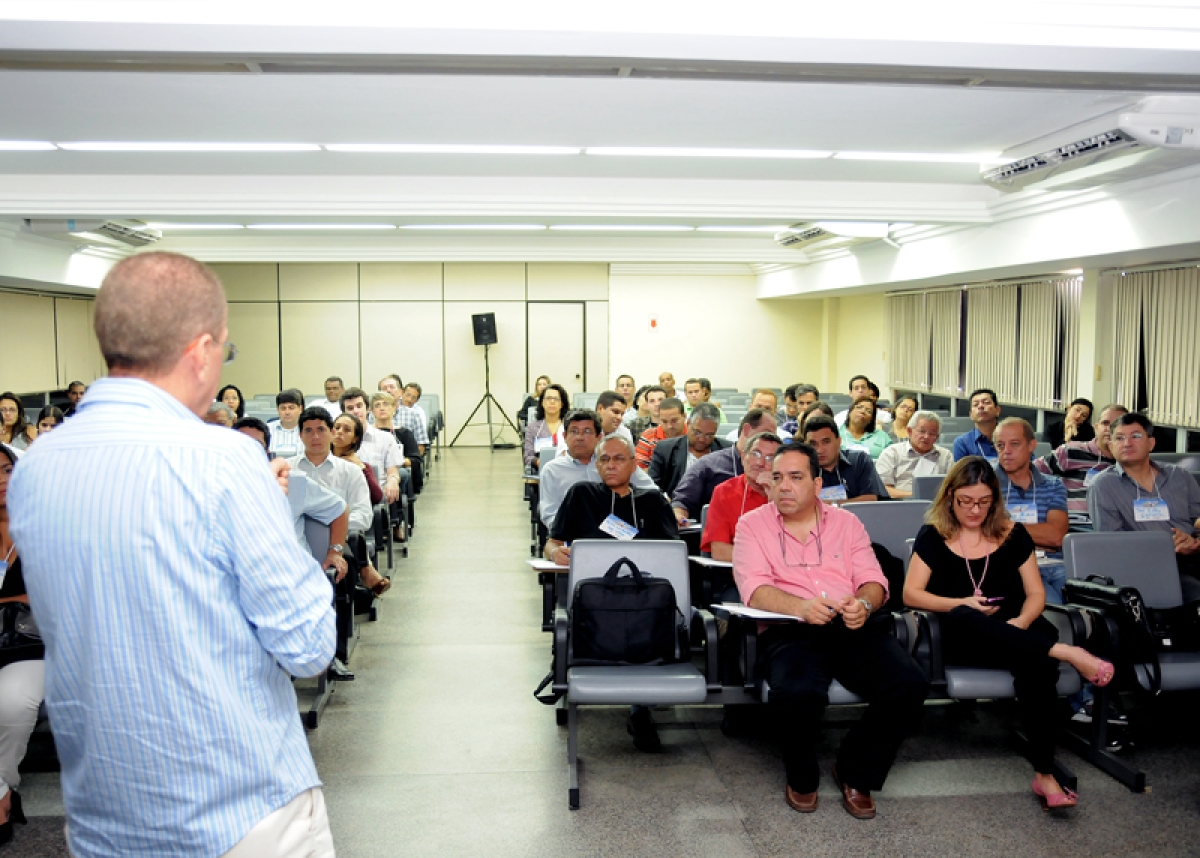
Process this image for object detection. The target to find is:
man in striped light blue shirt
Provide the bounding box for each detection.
[9,253,337,858]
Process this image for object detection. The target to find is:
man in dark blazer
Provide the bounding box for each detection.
[649,402,728,497]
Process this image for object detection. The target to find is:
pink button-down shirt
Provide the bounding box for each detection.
[732,501,888,606]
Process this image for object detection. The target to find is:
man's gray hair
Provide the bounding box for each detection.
[689,402,720,425]
[207,401,235,421]
[911,410,942,431]
[599,432,637,458]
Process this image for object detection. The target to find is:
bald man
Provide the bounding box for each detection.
[10,252,337,858]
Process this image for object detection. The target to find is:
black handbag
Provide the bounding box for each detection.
[1063,575,1161,695]
[0,602,43,671]
[569,558,684,666]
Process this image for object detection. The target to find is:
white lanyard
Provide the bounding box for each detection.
[610,487,638,527]
[1133,468,1164,501]
[1004,479,1037,507]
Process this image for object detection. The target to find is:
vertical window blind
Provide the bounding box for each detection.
[1109,266,1200,428]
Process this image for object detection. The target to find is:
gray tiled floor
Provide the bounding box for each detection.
[13,447,1200,856]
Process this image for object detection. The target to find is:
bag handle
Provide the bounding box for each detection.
[602,557,647,588]
[1122,590,1162,696]
[1084,574,1115,585]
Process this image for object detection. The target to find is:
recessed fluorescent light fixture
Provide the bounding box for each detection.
[549,224,695,232]
[0,141,56,150]
[585,147,831,159]
[144,222,245,230]
[812,221,891,238]
[832,151,1000,163]
[326,144,580,155]
[245,224,396,230]
[399,224,547,230]
[694,225,791,233]
[57,142,321,152]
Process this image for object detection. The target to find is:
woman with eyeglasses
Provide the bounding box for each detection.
[523,383,569,470]
[0,394,35,452]
[903,456,1114,811]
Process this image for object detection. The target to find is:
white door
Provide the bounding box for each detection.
[527,302,586,401]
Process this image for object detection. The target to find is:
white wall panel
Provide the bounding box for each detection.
[225,302,281,398]
[444,263,525,301]
[0,293,57,394]
[280,302,360,397]
[585,301,609,393]
[279,263,358,301]
[360,302,443,401]
[360,263,443,301]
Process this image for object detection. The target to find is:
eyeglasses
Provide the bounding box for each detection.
[0,406,17,416]
[221,342,238,365]
[567,428,596,438]
[779,528,823,567]
[1111,432,1146,443]
[597,455,631,465]
[745,450,775,463]
[954,496,993,511]
[691,430,718,440]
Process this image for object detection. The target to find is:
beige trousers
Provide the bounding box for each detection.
[221,788,336,858]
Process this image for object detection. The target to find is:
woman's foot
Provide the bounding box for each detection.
[1032,773,1077,810]
[360,565,391,597]
[1053,645,1115,687]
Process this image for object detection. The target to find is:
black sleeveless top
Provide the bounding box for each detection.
[912,523,1035,622]
[0,553,26,600]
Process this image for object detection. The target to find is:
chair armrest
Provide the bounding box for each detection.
[1044,603,1088,646]
[693,608,721,692]
[346,531,370,565]
[553,607,570,695]
[911,610,945,688]
[741,617,759,692]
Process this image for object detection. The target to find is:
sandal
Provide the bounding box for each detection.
[1082,656,1115,688]
[1032,777,1077,810]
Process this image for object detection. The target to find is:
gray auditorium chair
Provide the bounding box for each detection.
[717,422,738,437]
[572,392,600,410]
[842,499,931,561]
[1058,530,1200,790]
[938,416,976,434]
[551,539,719,809]
[1034,442,1053,458]
[912,475,946,501]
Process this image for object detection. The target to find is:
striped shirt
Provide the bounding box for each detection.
[289,451,374,533]
[266,419,300,456]
[996,468,1068,560]
[9,378,335,858]
[359,423,402,484]
[394,403,429,445]
[1035,439,1115,525]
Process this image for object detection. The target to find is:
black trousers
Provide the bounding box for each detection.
[939,607,1061,773]
[758,617,928,793]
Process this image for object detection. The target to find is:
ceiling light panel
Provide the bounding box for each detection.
[585,147,832,159]
[245,224,396,230]
[0,141,57,150]
[694,225,791,233]
[832,151,1000,163]
[57,142,321,152]
[144,222,245,230]
[325,144,580,155]
[399,224,547,230]
[549,225,695,232]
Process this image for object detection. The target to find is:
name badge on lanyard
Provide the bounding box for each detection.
[534,436,556,452]
[599,515,638,540]
[1134,497,1170,522]
[1083,468,1101,487]
[819,484,848,502]
[1009,501,1037,524]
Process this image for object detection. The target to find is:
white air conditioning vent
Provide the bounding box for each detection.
[775,225,831,249]
[25,219,161,247]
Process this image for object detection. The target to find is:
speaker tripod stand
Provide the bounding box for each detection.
[449,343,519,449]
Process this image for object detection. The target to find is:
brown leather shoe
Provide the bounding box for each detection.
[831,765,876,820]
[785,784,818,813]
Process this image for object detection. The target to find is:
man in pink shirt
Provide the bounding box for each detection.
[733,441,927,820]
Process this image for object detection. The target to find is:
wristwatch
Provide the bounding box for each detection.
[857,597,874,615]
[328,543,344,555]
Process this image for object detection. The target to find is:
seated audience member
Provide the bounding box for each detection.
[341,388,402,505]
[204,401,236,428]
[888,395,919,442]
[234,416,271,450]
[614,375,636,408]
[994,418,1069,604]
[309,376,345,419]
[1044,398,1095,449]
[728,389,785,441]
[545,433,679,753]
[631,386,667,437]
[216,384,246,420]
[519,375,551,432]
[834,376,892,426]
[804,415,888,504]
[34,406,65,438]
[1036,403,1127,528]
[378,373,404,403]
[777,384,800,426]
[524,382,569,470]
[1089,412,1200,602]
[372,392,423,493]
[683,378,726,423]
[875,411,953,497]
[0,394,34,452]
[562,390,631,456]
[61,381,86,418]
[780,384,820,436]
[623,384,651,427]
[0,443,44,850]
[635,396,687,468]
[702,431,782,560]
[394,382,431,455]
[952,388,1002,463]
[266,388,304,456]
[538,410,658,529]
[650,403,727,496]
[671,408,778,523]
[795,399,834,439]
[733,441,927,819]
[839,397,892,461]
[658,371,677,400]
[289,407,390,595]
[905,457,1114,811]
[332,413,384,505]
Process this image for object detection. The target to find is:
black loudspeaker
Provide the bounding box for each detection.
[471,312,498,346]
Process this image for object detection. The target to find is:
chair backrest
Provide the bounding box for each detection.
[253,393,276,402]
[824,394,852,407]
[711,388,739,398]
[700,503,710,531]
[724,411,747,424]
[1062,531,1183,609]
[717,423,738,437]
[569,539,692,622]
[843,499,932,561]
[938,416,975,433]
[1150,452,1193,464]
[573,392,600,410]
[911,475,945,501]
[423,393,440,418]
[1033,442,1053,459]
[538,446,557,469]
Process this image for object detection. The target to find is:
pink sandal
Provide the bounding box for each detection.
[1085,657,1115,688]
[1032,777,1078,810]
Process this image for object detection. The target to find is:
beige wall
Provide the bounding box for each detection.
[0,292,104,395]
[833,294,890,400]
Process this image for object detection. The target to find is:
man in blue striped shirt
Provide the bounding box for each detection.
[9,252,337,858]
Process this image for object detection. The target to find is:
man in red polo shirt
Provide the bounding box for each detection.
[701,431,781,560]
